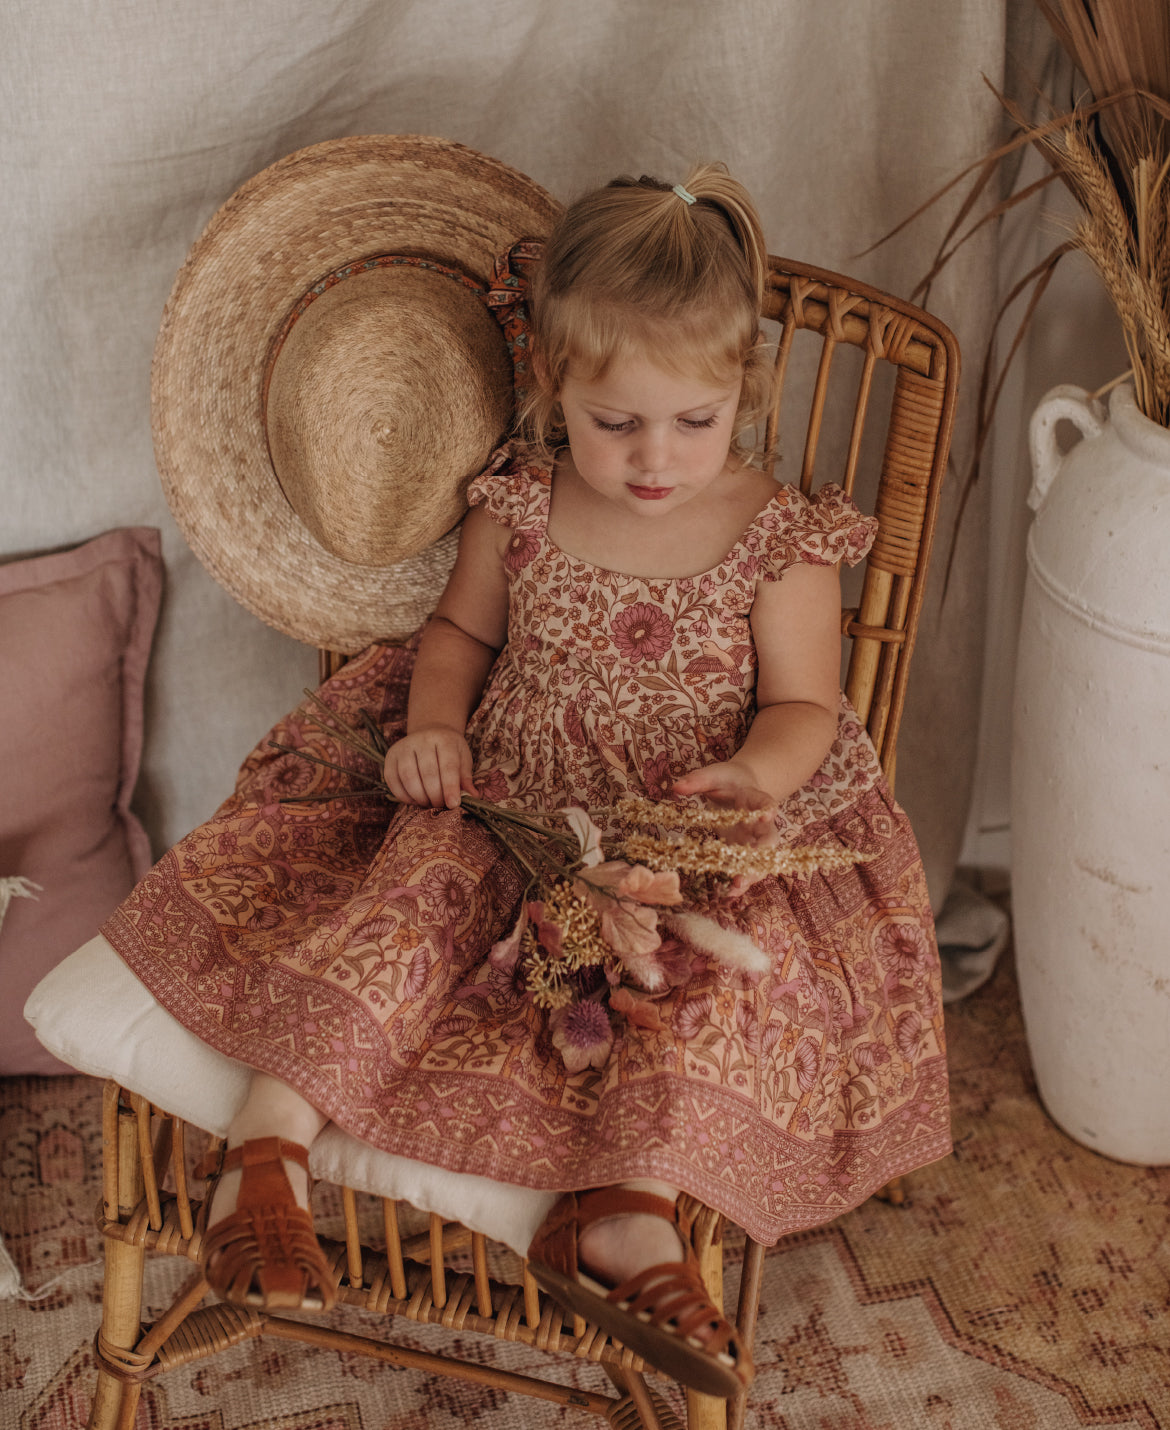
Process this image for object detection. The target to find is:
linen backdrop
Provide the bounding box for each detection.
[5,0,1019,914]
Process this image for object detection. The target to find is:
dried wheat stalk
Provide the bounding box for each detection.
[880,0,1170,474]
[1058,117,1170,425]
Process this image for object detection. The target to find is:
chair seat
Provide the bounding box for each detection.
[25,936,556,1256]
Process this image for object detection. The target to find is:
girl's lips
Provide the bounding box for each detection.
[627,484,674,500]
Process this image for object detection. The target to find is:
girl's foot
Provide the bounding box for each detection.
[527,1182,754,1398]
[200,1075,335,1312]
[207,1141,311,1228]
[576,1178,691,1286]
[202,1136,336,1311]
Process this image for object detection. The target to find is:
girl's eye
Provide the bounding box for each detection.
[590,415,718,433]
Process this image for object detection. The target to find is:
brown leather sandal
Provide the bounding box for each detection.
[201,1136,336,1312]
[527,1188,754,1399]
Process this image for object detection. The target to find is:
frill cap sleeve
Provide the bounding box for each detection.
[466,442,552,532]
[747,483,877,577]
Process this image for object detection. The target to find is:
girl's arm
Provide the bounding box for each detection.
[671,561,841,814]
[384,507,509,809]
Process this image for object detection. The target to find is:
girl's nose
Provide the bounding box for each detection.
[632,426,671,475]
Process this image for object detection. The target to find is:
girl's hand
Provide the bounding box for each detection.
[384,726,477,810]
[671,760,780,898]
[669,759,779,848]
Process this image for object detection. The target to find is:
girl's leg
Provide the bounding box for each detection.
[208,1073,329,1226]
[210,1098,685,1289]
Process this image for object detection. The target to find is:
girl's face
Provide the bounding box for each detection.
[557,354,742,518]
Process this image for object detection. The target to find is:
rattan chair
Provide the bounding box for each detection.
[84,255,958,1430]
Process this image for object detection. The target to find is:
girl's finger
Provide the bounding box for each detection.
[438,748,464,810]
[413,748,440,806]
[459,746,478,798]
[398,754,430,807]
[423,751,457,810]
[670,768,721,799]
[384,763,416,806]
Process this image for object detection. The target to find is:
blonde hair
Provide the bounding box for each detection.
[522,162,773,459]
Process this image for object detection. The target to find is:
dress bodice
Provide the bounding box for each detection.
[463,445,876,827]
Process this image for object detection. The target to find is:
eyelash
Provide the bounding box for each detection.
[591,416,718,433]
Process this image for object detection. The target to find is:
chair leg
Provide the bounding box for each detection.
[684,1218,727,1430]
[603,1364,684,1430]
[726,1236,765,1430]
[88,1088,147,1430]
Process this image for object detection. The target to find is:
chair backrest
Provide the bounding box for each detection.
[323,258,959,796]
[760,256,958,792]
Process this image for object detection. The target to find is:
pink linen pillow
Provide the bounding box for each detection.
[1,527,162,1074]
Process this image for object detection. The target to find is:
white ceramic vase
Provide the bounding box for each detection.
[1012,382,1170,1165]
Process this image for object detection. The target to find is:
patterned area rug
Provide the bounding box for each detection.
[2,946,1168,1429]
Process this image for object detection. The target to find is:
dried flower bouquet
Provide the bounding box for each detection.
[273,693,868,1068]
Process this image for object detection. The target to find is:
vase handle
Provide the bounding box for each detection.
[1028,385,1107,512]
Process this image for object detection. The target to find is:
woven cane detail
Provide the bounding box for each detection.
[782,275,819,329]
[94,1330,153,1383]
[607,1394,686,1430]
[824,288,864,341]
[869,368,946,576]
[154,1304,265,1370]
[866,305,921,365]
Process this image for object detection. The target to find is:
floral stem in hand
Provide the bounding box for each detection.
[268,741,379,783]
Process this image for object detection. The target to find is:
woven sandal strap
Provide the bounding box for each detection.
[203,1202,335,1307]
[217,1137,312,1178]
[526,1188,687,1283]
[573,1188,680,1233]
[610,1262,738,1355]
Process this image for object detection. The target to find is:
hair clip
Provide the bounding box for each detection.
[672,184,697,206]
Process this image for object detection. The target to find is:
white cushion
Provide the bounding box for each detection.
[25,938,554,1257]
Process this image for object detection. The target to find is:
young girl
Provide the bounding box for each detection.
[102,164,949,1400]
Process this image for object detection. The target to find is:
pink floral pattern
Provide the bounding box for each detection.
[611,603,675,662]
[103,447,950,1245]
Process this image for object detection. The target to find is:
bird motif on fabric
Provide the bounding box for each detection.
[683,641,753,687]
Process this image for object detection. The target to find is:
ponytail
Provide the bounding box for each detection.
[674,162,767,310]
[597,163,767,312]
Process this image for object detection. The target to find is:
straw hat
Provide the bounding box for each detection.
[151,135,559,651]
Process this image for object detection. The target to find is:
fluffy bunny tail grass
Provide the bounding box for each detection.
[666,912,771,974]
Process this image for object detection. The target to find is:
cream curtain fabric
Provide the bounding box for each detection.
[4,0,1012,909]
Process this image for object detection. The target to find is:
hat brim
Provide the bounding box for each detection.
[151,134,559,651]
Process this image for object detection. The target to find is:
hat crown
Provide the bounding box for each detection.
[265,264,513,567]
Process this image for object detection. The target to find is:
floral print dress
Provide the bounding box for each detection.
[103,444,949,1245]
